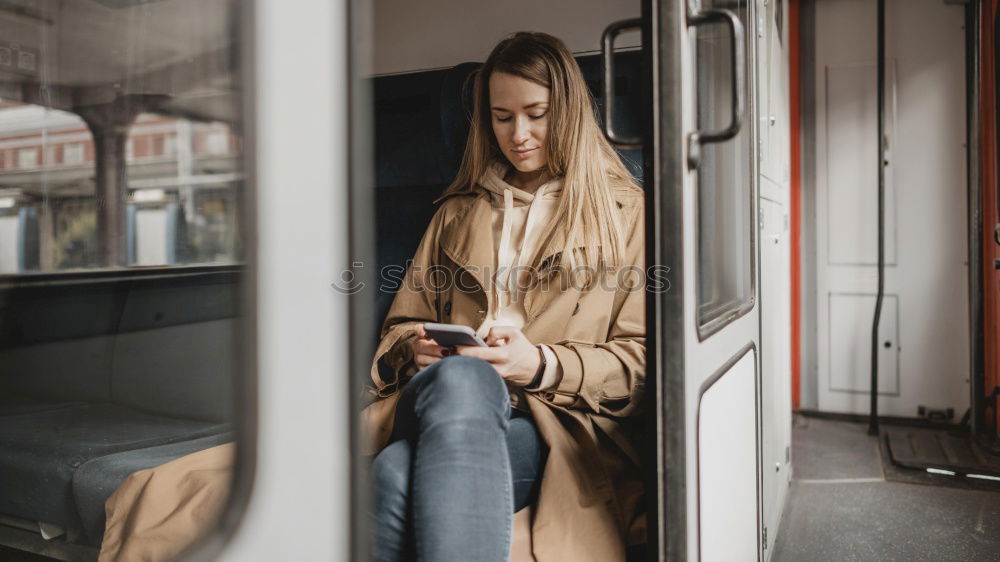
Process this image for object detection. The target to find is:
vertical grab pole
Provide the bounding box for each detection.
[869,0,886,436]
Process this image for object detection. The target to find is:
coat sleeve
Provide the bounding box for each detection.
[546,199,646,417]
[368,206,447,397]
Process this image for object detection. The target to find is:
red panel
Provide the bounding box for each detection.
[789,0,802,411]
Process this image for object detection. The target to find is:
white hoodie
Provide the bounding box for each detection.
[476,160,562,391]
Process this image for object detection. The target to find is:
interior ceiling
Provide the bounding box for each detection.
[0,0,238,123]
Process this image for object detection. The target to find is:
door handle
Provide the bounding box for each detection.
[600,17,643,148]
[686,7,746,170]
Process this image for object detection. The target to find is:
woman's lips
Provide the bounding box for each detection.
[512,148,538,159]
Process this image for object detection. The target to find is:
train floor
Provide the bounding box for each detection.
[772,415,1000,562]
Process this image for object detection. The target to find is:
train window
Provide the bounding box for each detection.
[695,0,755,333]
[0,1,247,560]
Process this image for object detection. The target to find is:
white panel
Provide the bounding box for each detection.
[824,62,896,266]
[0,216,18,273]
[759,196,790,559]
[699,350,758,562]
[134,208,168,266]
[372,0,640,74]
[828,293,898,394]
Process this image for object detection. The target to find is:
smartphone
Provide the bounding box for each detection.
[422,322,488,347]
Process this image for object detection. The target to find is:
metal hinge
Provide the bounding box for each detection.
[763,527,768,550]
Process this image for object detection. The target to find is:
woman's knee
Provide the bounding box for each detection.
[410,356,508,406]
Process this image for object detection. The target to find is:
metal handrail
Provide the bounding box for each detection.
[601,17,644,148]
[685,7,746,170]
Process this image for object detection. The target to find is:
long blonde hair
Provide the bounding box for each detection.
[440,31,641,268]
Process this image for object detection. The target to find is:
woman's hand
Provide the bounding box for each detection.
[456,326,541,387]
[409,325,448,369]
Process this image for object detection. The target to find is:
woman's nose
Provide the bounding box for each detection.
[512,117,531,145]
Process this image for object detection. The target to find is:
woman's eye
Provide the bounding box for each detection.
[529,113,547,120]
[494,115,512,122]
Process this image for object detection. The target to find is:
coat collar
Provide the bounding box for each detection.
[435,185,638,292]
[438,191,572,285]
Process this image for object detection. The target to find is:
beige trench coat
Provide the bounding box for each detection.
[363,184,647,561]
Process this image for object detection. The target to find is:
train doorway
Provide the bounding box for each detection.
[801,0,971,421]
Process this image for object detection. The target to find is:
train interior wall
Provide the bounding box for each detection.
[371,0,640,76]
[800,0,970,419]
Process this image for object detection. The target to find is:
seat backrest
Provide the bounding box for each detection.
[373,63,479,336]
[108,273,238,422]
[0,269,239,422]
[0,280,121,402]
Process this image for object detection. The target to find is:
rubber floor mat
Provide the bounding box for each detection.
[885,427,1000,483]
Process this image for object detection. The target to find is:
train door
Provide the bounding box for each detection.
[654,0,769,560]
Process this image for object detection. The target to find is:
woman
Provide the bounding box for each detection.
[366,31,646,562]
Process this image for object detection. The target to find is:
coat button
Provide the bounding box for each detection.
[444,301,452,315]
[572,302,580,316]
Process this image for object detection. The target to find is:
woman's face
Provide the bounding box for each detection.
[488,72,550,174]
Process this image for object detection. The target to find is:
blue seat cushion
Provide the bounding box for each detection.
[73,432,235,545]
[0,403,229,531]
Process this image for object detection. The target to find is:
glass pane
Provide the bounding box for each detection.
[696,0,754,328]
[0,1,245,560]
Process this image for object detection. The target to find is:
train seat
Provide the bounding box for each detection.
[0,270,238,547]
[0,404,229,539]
[72,431,234,544]
[373,62,480,339]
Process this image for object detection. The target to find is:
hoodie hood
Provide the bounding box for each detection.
[478,160,563,206]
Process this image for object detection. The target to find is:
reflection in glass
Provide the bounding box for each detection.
[695,0,754,328]
[0,104,242,271]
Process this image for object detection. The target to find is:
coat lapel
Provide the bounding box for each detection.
[439,193,496,297]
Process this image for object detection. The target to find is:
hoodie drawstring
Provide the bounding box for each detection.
[495,189,514,320]
[494,184,549,320]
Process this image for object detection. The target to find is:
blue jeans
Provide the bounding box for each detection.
[370,356,546,562]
